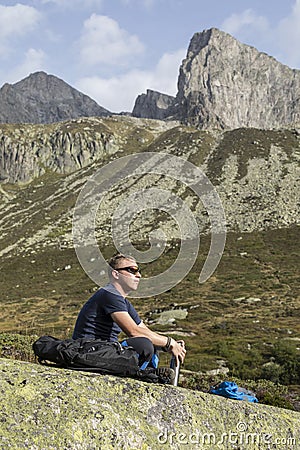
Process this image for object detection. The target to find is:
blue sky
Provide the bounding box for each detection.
[0,0,299,112]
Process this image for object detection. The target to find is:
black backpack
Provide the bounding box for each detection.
[32,335,163,383]
[33,335,140,376]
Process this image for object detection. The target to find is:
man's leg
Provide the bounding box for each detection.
[122,337,175,384]
[121,337,158,369]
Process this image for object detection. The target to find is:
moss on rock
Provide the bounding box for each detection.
[0,358,299,449]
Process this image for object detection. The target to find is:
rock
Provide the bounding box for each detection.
[132,89,175,120]
[246,297,262,304]
[0,71,110,124]
[155,308,188,325]
[0,358,299,449]
[205,367,229,376]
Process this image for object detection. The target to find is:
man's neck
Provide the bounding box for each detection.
[110,281,129,298]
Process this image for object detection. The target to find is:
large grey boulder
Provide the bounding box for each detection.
[0,358,299,449]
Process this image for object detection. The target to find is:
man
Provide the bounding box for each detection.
[73,253,186,382]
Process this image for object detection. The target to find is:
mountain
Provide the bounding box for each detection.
[0,71,110,124]
[133,28,300,129]
[1,29,300,129]
[0,29,299,381]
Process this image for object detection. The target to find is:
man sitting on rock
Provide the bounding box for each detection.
[72,253,186,383]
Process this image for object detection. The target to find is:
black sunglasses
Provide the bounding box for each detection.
[116,266,141,275]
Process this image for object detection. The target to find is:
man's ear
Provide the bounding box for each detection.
[111,269,119,280]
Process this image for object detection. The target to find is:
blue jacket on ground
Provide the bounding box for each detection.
[210,381,258,402]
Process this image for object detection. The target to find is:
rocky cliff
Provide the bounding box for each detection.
[133,28,300,130]
[0,117,120,183]
[0,71,110,124]
[0,358,299,449]
[0,117,298,238]
[132,89,175,119]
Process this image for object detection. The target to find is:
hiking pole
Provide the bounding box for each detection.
[170,355,180,386]
[170,339,185,386]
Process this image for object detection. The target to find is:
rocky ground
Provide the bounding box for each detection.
[1,357,300,449]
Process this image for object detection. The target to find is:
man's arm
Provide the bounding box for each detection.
[111,311,186,364]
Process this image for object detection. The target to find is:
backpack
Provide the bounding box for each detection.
[32,335,163,383]
[33,335,140,376]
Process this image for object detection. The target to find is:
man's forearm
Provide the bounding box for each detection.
[134,322,169,348]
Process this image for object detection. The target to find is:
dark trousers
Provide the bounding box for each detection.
[121,337,158,369]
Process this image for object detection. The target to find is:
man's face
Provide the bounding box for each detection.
[114,258,141,291]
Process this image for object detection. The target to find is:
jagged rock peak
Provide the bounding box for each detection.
[175,28,300,129]
[132,89,175,119]
[0,71,111,124]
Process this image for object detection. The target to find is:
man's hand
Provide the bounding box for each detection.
[170,339,186,366]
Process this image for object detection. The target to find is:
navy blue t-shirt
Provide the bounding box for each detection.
[72,283,141,341]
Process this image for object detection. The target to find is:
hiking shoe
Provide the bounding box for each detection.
[140,366,175,384]
[156,367,176,385]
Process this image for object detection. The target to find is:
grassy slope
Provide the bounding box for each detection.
[0,227,299,371]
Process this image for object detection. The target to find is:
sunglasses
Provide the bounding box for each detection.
[116,266,141,275]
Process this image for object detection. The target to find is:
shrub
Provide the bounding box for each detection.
[0,333,37,362]
[271,341,300,384]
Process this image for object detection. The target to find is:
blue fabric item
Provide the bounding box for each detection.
[210,381,258,403]
[140,360,149,370]
[151,353,159,369]
[139,354,159,370]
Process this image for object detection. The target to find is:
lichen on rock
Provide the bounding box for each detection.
[1,358,299,449]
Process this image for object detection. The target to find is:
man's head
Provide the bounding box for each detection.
[108,253,141,295]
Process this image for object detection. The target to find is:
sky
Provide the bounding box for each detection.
[0,0,299,112]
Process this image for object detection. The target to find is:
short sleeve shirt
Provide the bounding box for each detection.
[72,283,141,342]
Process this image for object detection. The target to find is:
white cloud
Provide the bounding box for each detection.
[0,47,46,88]
[221,2,300,69]
[277,0,300,67]
[0,4,40,43]
[76,71,150,112]
[76,48,185,112]
[148,48,185,93]
[40,0,103,7]
[79,14,144,67]
[221,9,269,36]
[11,48,46,82]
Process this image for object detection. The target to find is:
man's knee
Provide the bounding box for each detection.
[123,337,159,369]
[125,336,154,357]
[139,337,155,356]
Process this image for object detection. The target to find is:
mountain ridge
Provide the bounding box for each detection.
[0,71,110,124]
[133,28,300,129]
[1,28,300,128]
[0,117,298,250]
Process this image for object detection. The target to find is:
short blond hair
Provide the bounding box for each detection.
[107,253,136,276]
